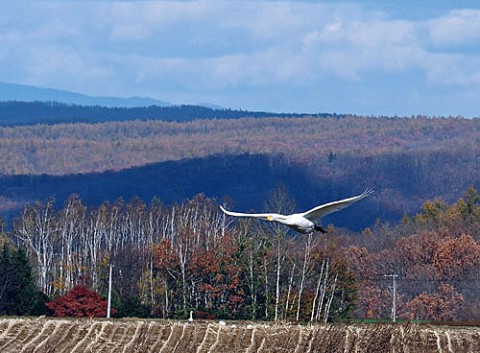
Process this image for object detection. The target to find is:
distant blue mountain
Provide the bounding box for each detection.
[0,81,171,107]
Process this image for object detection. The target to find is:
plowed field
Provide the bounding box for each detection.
[0,318,479,352]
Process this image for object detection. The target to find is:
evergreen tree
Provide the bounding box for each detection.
[0,244,48,315]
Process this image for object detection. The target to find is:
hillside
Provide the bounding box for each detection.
[0,154,378,230]
[0,318,479,353]
[0,115,477,176]
[0,101,322,126]
[0,115,479,227]
[1,105,479,327]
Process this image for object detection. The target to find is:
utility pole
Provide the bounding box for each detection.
[107,263,114,319]
[385,274,398,323]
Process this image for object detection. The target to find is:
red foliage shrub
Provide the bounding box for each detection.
[47,285,114,317]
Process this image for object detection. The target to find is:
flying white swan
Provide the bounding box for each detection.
[220,189,373,234]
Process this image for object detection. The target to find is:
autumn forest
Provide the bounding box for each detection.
[1,102,480,322]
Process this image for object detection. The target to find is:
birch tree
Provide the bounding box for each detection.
[14,199,57,296]
[296,232,318,320]
[263,184,296,321]
[57,195,85,292]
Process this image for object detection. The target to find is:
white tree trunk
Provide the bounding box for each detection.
[323,272,339,323]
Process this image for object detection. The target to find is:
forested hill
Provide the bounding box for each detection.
[0,108,479,231]
[0,101,337,126]
[0,154,378,231]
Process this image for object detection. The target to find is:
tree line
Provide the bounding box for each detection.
[0,101,329,126]
[2,186,480,322]
[343,186,480,322]
[3,190,355,321]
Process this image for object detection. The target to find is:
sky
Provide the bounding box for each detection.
[1,1,480,117]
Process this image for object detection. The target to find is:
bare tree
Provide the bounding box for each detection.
[57,195,85,292]
[284,260,296,319]
[311,258,328,322]
[296,232,319,320]
[263,184,296,321]
[14,199,57,296]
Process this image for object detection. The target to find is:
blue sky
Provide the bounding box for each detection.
[1,1,480,117]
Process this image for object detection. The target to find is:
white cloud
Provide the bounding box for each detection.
[107,1,220,42]
[1,1,480,115]
[423,53,480,86]
[426,10,480,48]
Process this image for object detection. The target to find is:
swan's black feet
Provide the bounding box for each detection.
[314,225,327,234]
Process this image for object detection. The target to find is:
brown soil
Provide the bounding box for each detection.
[0,318,480,353]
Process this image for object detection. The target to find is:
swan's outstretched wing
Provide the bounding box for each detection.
[301,189,374,221]
[220,205,281,220]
